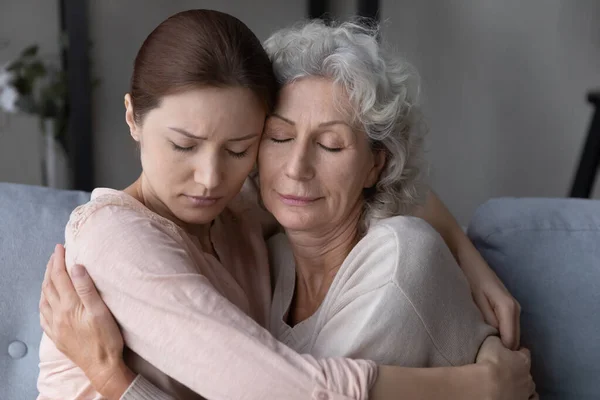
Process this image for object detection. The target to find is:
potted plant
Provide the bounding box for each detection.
[0,44,69,188]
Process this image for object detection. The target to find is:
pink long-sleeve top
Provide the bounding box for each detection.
[37,188,376,400]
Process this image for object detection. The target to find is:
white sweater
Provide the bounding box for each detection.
[268,216,496,367]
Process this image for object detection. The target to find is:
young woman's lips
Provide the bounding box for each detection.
[184,195,222,207]
[278,193,321,206]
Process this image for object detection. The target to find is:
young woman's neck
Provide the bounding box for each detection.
[125,175,212,247]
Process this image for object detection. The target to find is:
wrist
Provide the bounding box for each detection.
[88,358,136,400]
[371,364,493,400]
[470,362,497,400]
[454,234,486,277]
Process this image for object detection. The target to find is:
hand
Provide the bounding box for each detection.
[476,336,537,400]
[39,244,135,398]
[458,239,521,350]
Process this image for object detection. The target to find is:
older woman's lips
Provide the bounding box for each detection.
[184,195,222,207]
[278,194,321,206]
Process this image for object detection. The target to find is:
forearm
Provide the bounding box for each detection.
[413,189,477,269]
[77,210,376,400]
[372,364,490,400]
[89,359,137,400]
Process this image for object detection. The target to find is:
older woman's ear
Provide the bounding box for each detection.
[364,149,386,188]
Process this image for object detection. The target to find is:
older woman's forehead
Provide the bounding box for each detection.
[275,78,355,121]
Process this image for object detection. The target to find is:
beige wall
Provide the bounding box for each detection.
[89,0,307,190]
[0,0,61,185]
[379,0,600,223]
[3,1,599,225]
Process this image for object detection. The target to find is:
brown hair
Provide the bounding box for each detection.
[130,9,277,123]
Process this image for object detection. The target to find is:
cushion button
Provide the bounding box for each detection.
[8,340,28,359]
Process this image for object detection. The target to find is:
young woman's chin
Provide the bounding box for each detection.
[175,201,228,226]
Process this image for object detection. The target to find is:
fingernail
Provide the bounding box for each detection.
[72,264,86,278]
[54,244,61,252]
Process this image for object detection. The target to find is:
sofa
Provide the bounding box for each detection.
[1,182,599,399]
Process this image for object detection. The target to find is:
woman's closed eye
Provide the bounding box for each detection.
[172,142,196,152]
[268,136,344,152]
[171,142,249,158]
[227,148,249,159]
[317,136,346,152]
[270,137,292,144]
[318,143,343,152]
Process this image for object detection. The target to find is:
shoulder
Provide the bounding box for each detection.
[356,216,460,289]
[64,189,201,278]
[352,216,443,269]
[369,215,441,246]
[328,217,437,296]
[66,188,183,247]
[373,215,450,260]
[370,217,473,318]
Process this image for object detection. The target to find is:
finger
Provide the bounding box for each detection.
[41,254,54,305]
[518,347,531,367]
[44,253,54,282]
[70,264,106,316]
[39,301,53,339]
[49,244,79,305]
[528,376,536,396]
[494,298,519,350]
[42,253,55,294]
[514,300,521,349]
[474,291,499,328]
[39,293,52,325]
[42,269,61,310]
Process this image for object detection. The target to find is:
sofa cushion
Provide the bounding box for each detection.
[0,183,90,400]
[468,198,600,400]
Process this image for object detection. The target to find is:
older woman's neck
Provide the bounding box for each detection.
[284,203,363,325]
[286,203,363,278]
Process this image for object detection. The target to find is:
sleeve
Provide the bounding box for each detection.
[311,217,496,367]
[389,218,497,365]
[121,376,174,400]
[68,205,377,400]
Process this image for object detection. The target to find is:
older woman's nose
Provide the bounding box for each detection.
[285,145,315,181]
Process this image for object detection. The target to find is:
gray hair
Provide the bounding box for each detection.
[264,19,426,227]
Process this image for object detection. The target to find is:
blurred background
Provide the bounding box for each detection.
[0,0,598,225]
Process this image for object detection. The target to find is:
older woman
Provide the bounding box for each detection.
[39,14,535,400]
[261,21,494,367]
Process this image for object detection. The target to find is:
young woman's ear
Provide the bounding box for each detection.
[124,94,140,142]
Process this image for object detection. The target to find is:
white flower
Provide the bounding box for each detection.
[0,65,14,89]
[0,85,19,113]
[0,64,19,113]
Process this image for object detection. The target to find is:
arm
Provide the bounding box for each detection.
[64,205,375,400]
[376,338,536,400]
[41,245,535,400]
[412,189,521,349]
[311,217,495,367]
